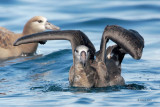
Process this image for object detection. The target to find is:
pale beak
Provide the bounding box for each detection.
[80,51,87,67]
[45,21,60,30]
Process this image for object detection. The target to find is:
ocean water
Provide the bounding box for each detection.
[0,0,160,106]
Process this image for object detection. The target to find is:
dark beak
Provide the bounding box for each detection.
[80,51,87,67]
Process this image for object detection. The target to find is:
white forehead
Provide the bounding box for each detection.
[76,45,89,52]
[30,16,47,22]
[39,16,47,21]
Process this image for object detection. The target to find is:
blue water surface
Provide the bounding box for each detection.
[0,0,160,106]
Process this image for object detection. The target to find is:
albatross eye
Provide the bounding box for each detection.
[75,49,79,53]
[38,20,43,23]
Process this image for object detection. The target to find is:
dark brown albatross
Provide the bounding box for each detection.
[13,25,144,88]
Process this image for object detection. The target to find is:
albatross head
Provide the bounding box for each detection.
[74,45,90,67]
[23,16,60,35]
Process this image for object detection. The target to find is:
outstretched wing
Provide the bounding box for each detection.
[14,30,96,62]
[98,25,144,63]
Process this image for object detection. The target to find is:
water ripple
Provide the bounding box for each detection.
[0,0,160,106]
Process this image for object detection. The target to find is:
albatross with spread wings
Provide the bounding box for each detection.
[14,25,144,88]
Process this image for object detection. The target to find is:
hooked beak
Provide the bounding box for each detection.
[80,51,87,67]
[45,21,60,30]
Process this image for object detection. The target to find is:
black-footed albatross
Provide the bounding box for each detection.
[0,16,60,60]
[14,25,144,88]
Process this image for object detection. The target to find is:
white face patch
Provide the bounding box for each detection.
[30,17,47,32]
[74,45,90,63]
[107,53,111,59]
[107,53,114,59]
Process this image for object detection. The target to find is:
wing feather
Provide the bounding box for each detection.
[14,30,96,61]
[99,25,144,63]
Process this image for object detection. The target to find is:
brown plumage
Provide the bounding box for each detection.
[13,25,144,88]
[0,16,60,60]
